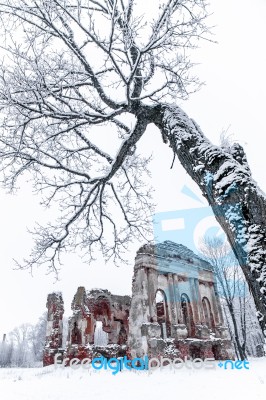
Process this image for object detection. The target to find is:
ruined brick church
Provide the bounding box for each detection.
[43,241,234,366]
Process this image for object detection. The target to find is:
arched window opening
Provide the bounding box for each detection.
[92,296,112,345]
[181,294,195,337]
[117,325,127,345]
[94,321,109,346]
[71,321,82,345]
[155,290,169,339]
[202,297,214,329]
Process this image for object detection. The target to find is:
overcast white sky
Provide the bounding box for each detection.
[1,0,266,336]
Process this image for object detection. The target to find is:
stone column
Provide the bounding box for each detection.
[167,273,177,325]
[135,266,150,322]
[189,277,200,324]
[128,265,151,358]
[209,283,220,325]
[194,278,204,324]
[43,292,64,366]
[173,274,183,323]
[147,267,156,322]
[213,280,224,324]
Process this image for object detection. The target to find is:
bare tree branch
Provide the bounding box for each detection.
[1,0,265,337]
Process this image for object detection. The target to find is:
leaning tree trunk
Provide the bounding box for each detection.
[147,103,266,336]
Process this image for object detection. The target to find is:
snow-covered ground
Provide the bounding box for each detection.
[0,358,266,400]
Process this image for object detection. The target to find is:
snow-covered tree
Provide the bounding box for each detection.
[0,314,48,367]
[0,1,265,335]
[200,236,265,359]
[9,323,35,367]
[28,312,47,362]
[0,335,13,367]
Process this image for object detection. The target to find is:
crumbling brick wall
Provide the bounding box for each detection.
[43,292,64,366]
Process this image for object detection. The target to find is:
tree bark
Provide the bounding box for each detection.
[148,103,266,336]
